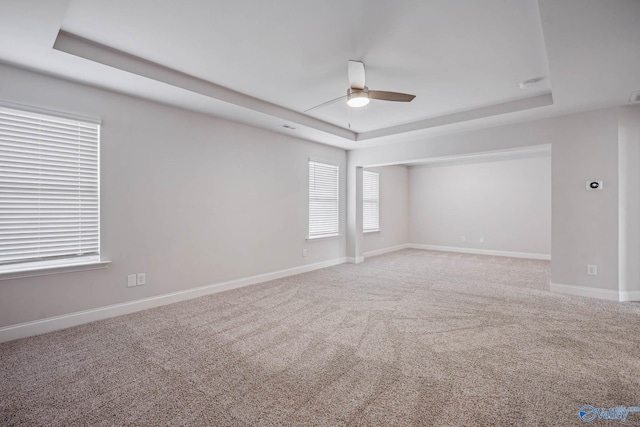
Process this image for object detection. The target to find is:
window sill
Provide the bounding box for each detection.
[364,230,381,234]
[0,260,111,281]
[306,234,343,241]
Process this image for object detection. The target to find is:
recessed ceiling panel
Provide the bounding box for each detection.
[3,0,639,148]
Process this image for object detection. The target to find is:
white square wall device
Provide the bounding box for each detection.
[586,181,603,190]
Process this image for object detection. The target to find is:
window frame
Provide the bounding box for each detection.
[0,102,107,278]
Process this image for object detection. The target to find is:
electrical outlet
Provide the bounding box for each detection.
[127,274,137,288]
[479,237,485,243]
[461,236,466,242]
[587,265,598,276]
[302,248,307,257]
[137,273,146,285]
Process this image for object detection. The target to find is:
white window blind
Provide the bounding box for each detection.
[308,160,339,238]
[0,106,100,269]
[363,170,379,233]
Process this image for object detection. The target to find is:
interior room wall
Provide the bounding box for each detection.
[408,153,551,256]
[0,63,346,328]
[362,165,409,255]
[348,107,622,296]
[345,118,555,261]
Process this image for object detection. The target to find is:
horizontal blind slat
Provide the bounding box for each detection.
[0,248,99,264]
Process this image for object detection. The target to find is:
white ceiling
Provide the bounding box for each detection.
[0,0,639,149]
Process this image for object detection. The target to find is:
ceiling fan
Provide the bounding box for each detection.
[305,60,416,113]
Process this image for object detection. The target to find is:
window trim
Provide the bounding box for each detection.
[0,258,110,281]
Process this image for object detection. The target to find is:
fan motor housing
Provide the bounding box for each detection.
[347,87,370,107]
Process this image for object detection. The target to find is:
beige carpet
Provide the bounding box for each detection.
[1,249,639,426]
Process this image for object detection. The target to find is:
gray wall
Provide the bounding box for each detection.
[409,154,551,255]
[362,165,409,254]
[0,63,346,327]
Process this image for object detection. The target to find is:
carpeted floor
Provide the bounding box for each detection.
[1,249,639,426]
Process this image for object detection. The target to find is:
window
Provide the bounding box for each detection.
[363,170,379,233]
[0,106,100,272]
[308,160,339,238]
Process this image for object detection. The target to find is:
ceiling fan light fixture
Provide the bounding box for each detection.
[305,62,416,113]
[347,87,370,108]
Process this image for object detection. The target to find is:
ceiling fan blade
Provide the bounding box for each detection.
[304,95,346,113]
[348,60,366,90]
[368,90,416,102]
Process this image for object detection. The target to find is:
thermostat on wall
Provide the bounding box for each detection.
[586,181,603,190]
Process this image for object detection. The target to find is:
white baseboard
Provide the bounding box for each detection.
[363,244,410,258]
[346,256,364,264]
[408,243,551,261]
[0,257,347,343]
[550,282,621,301]
[619,290,640,302]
